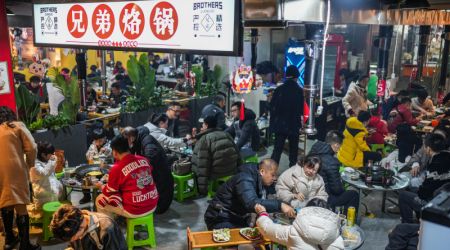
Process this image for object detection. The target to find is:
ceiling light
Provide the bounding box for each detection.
[6,8,15,16]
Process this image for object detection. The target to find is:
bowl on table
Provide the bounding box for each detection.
[105,107,121,114]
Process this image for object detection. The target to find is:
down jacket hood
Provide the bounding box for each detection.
[293,207,341,246]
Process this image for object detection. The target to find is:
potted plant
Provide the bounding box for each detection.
[15,83,40,127]
[29,118,46,133]
[120,54,169,127]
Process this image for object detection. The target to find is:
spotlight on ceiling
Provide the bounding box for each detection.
[6,7,15,16]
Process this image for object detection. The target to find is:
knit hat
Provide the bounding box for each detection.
[285,65,300,79]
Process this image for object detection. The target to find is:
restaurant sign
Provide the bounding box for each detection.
[33,0,241,56]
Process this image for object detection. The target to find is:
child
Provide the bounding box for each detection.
[29,141,63,218]
[367,109,388,146]
[81,129,112,204]
[50,204,127,250]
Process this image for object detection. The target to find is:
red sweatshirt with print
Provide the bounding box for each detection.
[99,154,159,215]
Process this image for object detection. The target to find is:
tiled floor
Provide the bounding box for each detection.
[1,141,399,250]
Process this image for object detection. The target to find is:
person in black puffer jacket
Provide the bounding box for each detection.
[122,126,173,214]
[399,133,450,223]
[192,116,240,195]
[226,102,260,159]
[309,131,359,215]
[204,159,295,230]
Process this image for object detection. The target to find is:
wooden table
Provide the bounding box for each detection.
[187,227,271,250]
[85,112,120,128]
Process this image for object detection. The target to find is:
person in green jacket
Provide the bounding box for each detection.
[192,115,241,195]
[367,74,378,102]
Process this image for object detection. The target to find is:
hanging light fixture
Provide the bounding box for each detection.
[6,7,15,16]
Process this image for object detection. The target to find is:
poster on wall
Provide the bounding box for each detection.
[32,0,242,56]
[0,62,11,95]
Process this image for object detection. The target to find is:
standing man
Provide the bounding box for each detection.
[270,65,304,167]
[166,101,181,138]
[200,94,227,130]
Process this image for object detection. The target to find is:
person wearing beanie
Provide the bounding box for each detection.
[270,65,304,167]
[337,111,382,168]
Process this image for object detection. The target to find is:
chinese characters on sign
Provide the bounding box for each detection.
[150,1,178,40]
[34,0,238,55]
[67,4,87,38]
[119,3,144,40]
[92,4,115,39]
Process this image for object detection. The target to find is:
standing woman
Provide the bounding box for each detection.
[0,106,40,250]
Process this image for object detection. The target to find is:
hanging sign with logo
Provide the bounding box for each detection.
[33,0,241,55]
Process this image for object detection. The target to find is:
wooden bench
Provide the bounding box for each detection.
[187,227,271,250]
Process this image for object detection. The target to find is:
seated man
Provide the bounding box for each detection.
[165,101,181,138]
[399,133,450,223]
[173,72,194,97]
[337,111,382,168]
[192,115,240,195]
[309,130,359,214]
[276,155,328,209]
[50,204,127,250]
[411,89,435,116]
[95,135,158,218]
[204,159,295,230]
[225,101,260,159]
[200,94,227,130]
[388,97,419,133]
[108,82,128,108]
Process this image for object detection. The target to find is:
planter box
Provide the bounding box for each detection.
[119,106,166,128]
[32,123,87,166]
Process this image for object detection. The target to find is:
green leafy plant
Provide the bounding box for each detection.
[125,54,168,112]
[193,65,223,97]
[15,83,40,127]
[42,114,71,130]
[47,67,80,123]
[29,118,44,132]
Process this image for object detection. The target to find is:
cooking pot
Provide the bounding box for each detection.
[74,164,109,180]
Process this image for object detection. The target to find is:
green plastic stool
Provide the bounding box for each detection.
[55,171,64,180]
[172,172,198,202]
[371,144,385,156]
[243,154,259,164]
[126,213,156,250]
[207,176,232,198]
[42,201,62,241]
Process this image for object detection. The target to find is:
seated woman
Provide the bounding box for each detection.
[80,129,112,204]
[255,198,344,250]
[28,141,63,218]
[50,204,127,250]
[276,155,328,209]
[144,113,191,149]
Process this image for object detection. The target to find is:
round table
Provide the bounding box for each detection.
[61,178,102,211]
[342,170,410,222]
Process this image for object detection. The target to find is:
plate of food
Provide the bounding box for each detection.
[342,226,361,249]
[239,227,261,241]
[87,171,103,177]
[212,228,230,243]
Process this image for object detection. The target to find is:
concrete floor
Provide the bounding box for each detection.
[1,141,399,250]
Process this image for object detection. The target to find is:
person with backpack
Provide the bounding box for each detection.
[388,97,420,133]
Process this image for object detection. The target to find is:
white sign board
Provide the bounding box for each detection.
[33,0,241,55]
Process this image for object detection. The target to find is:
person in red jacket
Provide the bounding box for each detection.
[388,97,420,133]
[367,109,388,145]
[95,135,158,218]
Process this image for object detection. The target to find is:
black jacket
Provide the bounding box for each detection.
[418,151,450,201]
[201,103,226,130]
[204,163,282,229]
[309,140,345,196]
[225,108,260,152]
[132,126,173,214]
[269,79,304,135]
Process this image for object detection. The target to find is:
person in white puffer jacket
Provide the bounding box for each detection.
[255,199,345,250]
[28,141,63,217]
[144,113,191,149]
